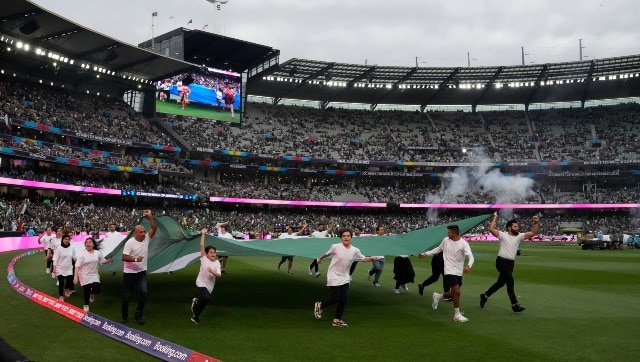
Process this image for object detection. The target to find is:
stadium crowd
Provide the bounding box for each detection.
[3,192,640,240]
[2,76,640,241]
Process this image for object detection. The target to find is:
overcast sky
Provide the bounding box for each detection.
[30,0,640,68]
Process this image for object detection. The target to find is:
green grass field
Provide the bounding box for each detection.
[155,98,240,124]
[2,243,640,361]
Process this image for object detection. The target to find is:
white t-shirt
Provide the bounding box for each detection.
[497,231,525,260]
[122,233,151,273]
[324,243,365,287]
[426,237,474,276]
[50,237,62,251]
[40,234,55,249]
[52,245,76,276]
[217,231,234,239]
[104,231,122,241]
[196,256,221,293]
[278,232,302,239]
[311,230,329,238]
[75,249,106,286]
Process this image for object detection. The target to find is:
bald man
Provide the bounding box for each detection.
[121,209,157,325]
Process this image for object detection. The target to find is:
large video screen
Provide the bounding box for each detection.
[155,67,242,123]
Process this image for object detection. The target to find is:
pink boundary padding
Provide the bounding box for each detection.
[0,233,127,253]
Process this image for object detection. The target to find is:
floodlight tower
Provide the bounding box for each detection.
[206,0,229,34]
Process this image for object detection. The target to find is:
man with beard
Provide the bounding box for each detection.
[480,212,539,312]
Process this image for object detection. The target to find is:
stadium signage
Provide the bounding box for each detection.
[230,164,247,169]
[548,170,620,177]
[75,131,133,145]
[338,159,370,164]
[195,147,216,153]
[28,152,47,160]
[362,171,423,177]
[583,160,640,165]
[136,192,183,198]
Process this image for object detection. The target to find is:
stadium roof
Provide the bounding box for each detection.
[139,28,280,74]
[248,56,640,109]
[0,0,196,93]
[2,0,639,108]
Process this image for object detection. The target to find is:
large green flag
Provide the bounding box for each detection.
[105,214,490,273]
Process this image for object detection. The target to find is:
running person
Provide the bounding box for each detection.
[39,226,55,274]
[190,228,222,324]
[314,228,380,327]
[121,209,157,325]
[308,219,335,277]
[421,225,474,322]
[277,224,305,274]
[367,225,386,286]
[223,83,235,117]
[74,237,113,312]
[52,234,76,301]
[480,213,539,312]
[215,222,233,273]
[417,251,445,296]
[178,82,191,109]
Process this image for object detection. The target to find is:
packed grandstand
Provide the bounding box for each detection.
[2,0,640,241]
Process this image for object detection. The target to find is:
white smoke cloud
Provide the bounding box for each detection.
[426,150,536,220]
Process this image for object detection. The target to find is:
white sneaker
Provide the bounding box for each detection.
[83,305,89,312]
[403,284,409,291]
[315,272,321,278]
[453,315,469,323]
[89,294,95,303]
[51,272,56,279]
[308,268,312,276]
[394,289,400,294]
[46,268,50,274]
[432,292,442,310]
[314,302,322,319]
[55,280,59,286]
[191,298,197,314]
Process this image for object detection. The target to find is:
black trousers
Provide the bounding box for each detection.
[321,283,349,320]
[485,256,518,304]
[82,282,101,305]
[122,271,148,319]
[193,287,213,318]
